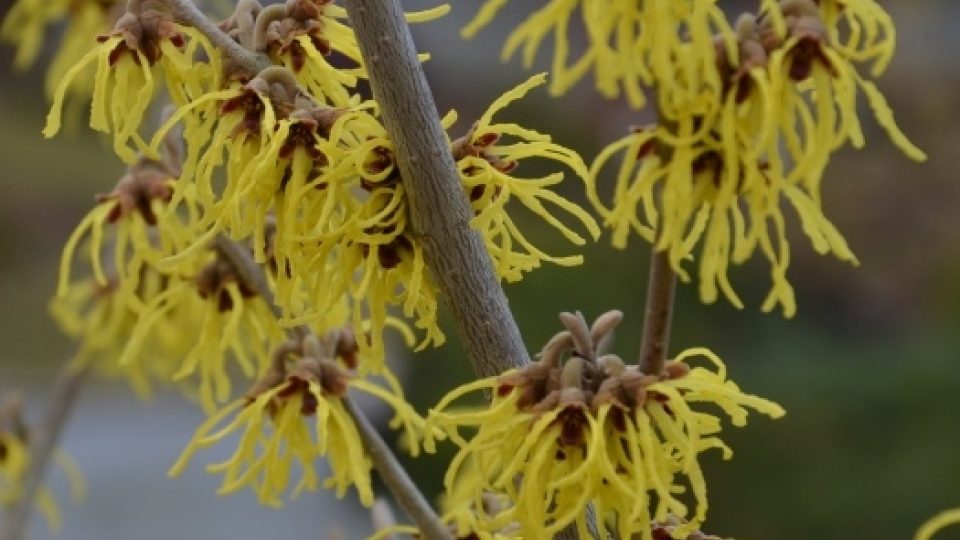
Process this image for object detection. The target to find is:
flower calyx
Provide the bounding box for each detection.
[452,123,518,176]
[759,0,834,81]
[496,310,695,444]
[94,158,174,226]
[224,65,341,153]
[246,329,358,415]
[715,13,769,103]
[101,1,183,65]
[254,0,333,70]
[194,248,258,312]
[281,105,343,163]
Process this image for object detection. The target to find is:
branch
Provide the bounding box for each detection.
[162,0,272,74]
[637,249,677,375]
[342,5,593,539]
[343,0,530,379]
[342,397,453,540]
[1,361,90,540]
[212,234,308,341]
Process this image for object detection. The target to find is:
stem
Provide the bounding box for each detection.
[637,249,677,376]
[343,3,593,538]
[162,0,272,74]
[342,397,453,540]
[212,233,311,341]
[1,361,90,540]
[343,0,530,379]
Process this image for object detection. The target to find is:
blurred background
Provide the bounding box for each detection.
[1,1,958,539]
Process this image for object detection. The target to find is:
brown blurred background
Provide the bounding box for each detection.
[1,1,959,539]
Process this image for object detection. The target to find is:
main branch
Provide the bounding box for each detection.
[343,0,530,378]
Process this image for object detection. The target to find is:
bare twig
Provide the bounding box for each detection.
[342,0,530,379]
[162,0,272,74]
[637,249,677,375]
[343,397,453,540]
[1,361,90,540]
[211,233,310,342]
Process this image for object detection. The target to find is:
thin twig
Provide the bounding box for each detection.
[163,0,272,74]
[343,396,453,540]
[214,234,450,540]
[212,233,310,341]
[1,361,90,540]
[214,233,278,314]
[637,249,677,375]
[342,0,530,380]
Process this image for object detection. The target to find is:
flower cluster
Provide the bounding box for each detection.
[588,0,925,317]
[470,0,925,317]
[9,0,936,537]
[463,0,733,110]
[21,0,599,512]
[424,311,784,540]
[148,69,597,370]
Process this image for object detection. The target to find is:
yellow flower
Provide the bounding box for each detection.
[117,246,288,412]
[56,157,200,301]
[916,509,960,540]
[425,311,783,540]
[153,71,431,369]
[276,121,446,366]
[451,73,600,281]
[50,273,188,400]
[44,6,221,164]
[254,0,364,107]
[255,1,447,106]
[0,399,86,531]
[169,333,428,507]
[42,1,118,102]
[819,0,896,75]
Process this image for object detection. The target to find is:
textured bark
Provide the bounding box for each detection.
[343,0,530,379]
[343,3,592,539]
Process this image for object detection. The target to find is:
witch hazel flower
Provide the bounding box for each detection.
[425,310,783,540]
[169,331,428,507]
[588,0,925,316]
[43,1,221,164]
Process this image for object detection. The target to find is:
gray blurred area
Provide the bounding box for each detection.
[1,1,959,539]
